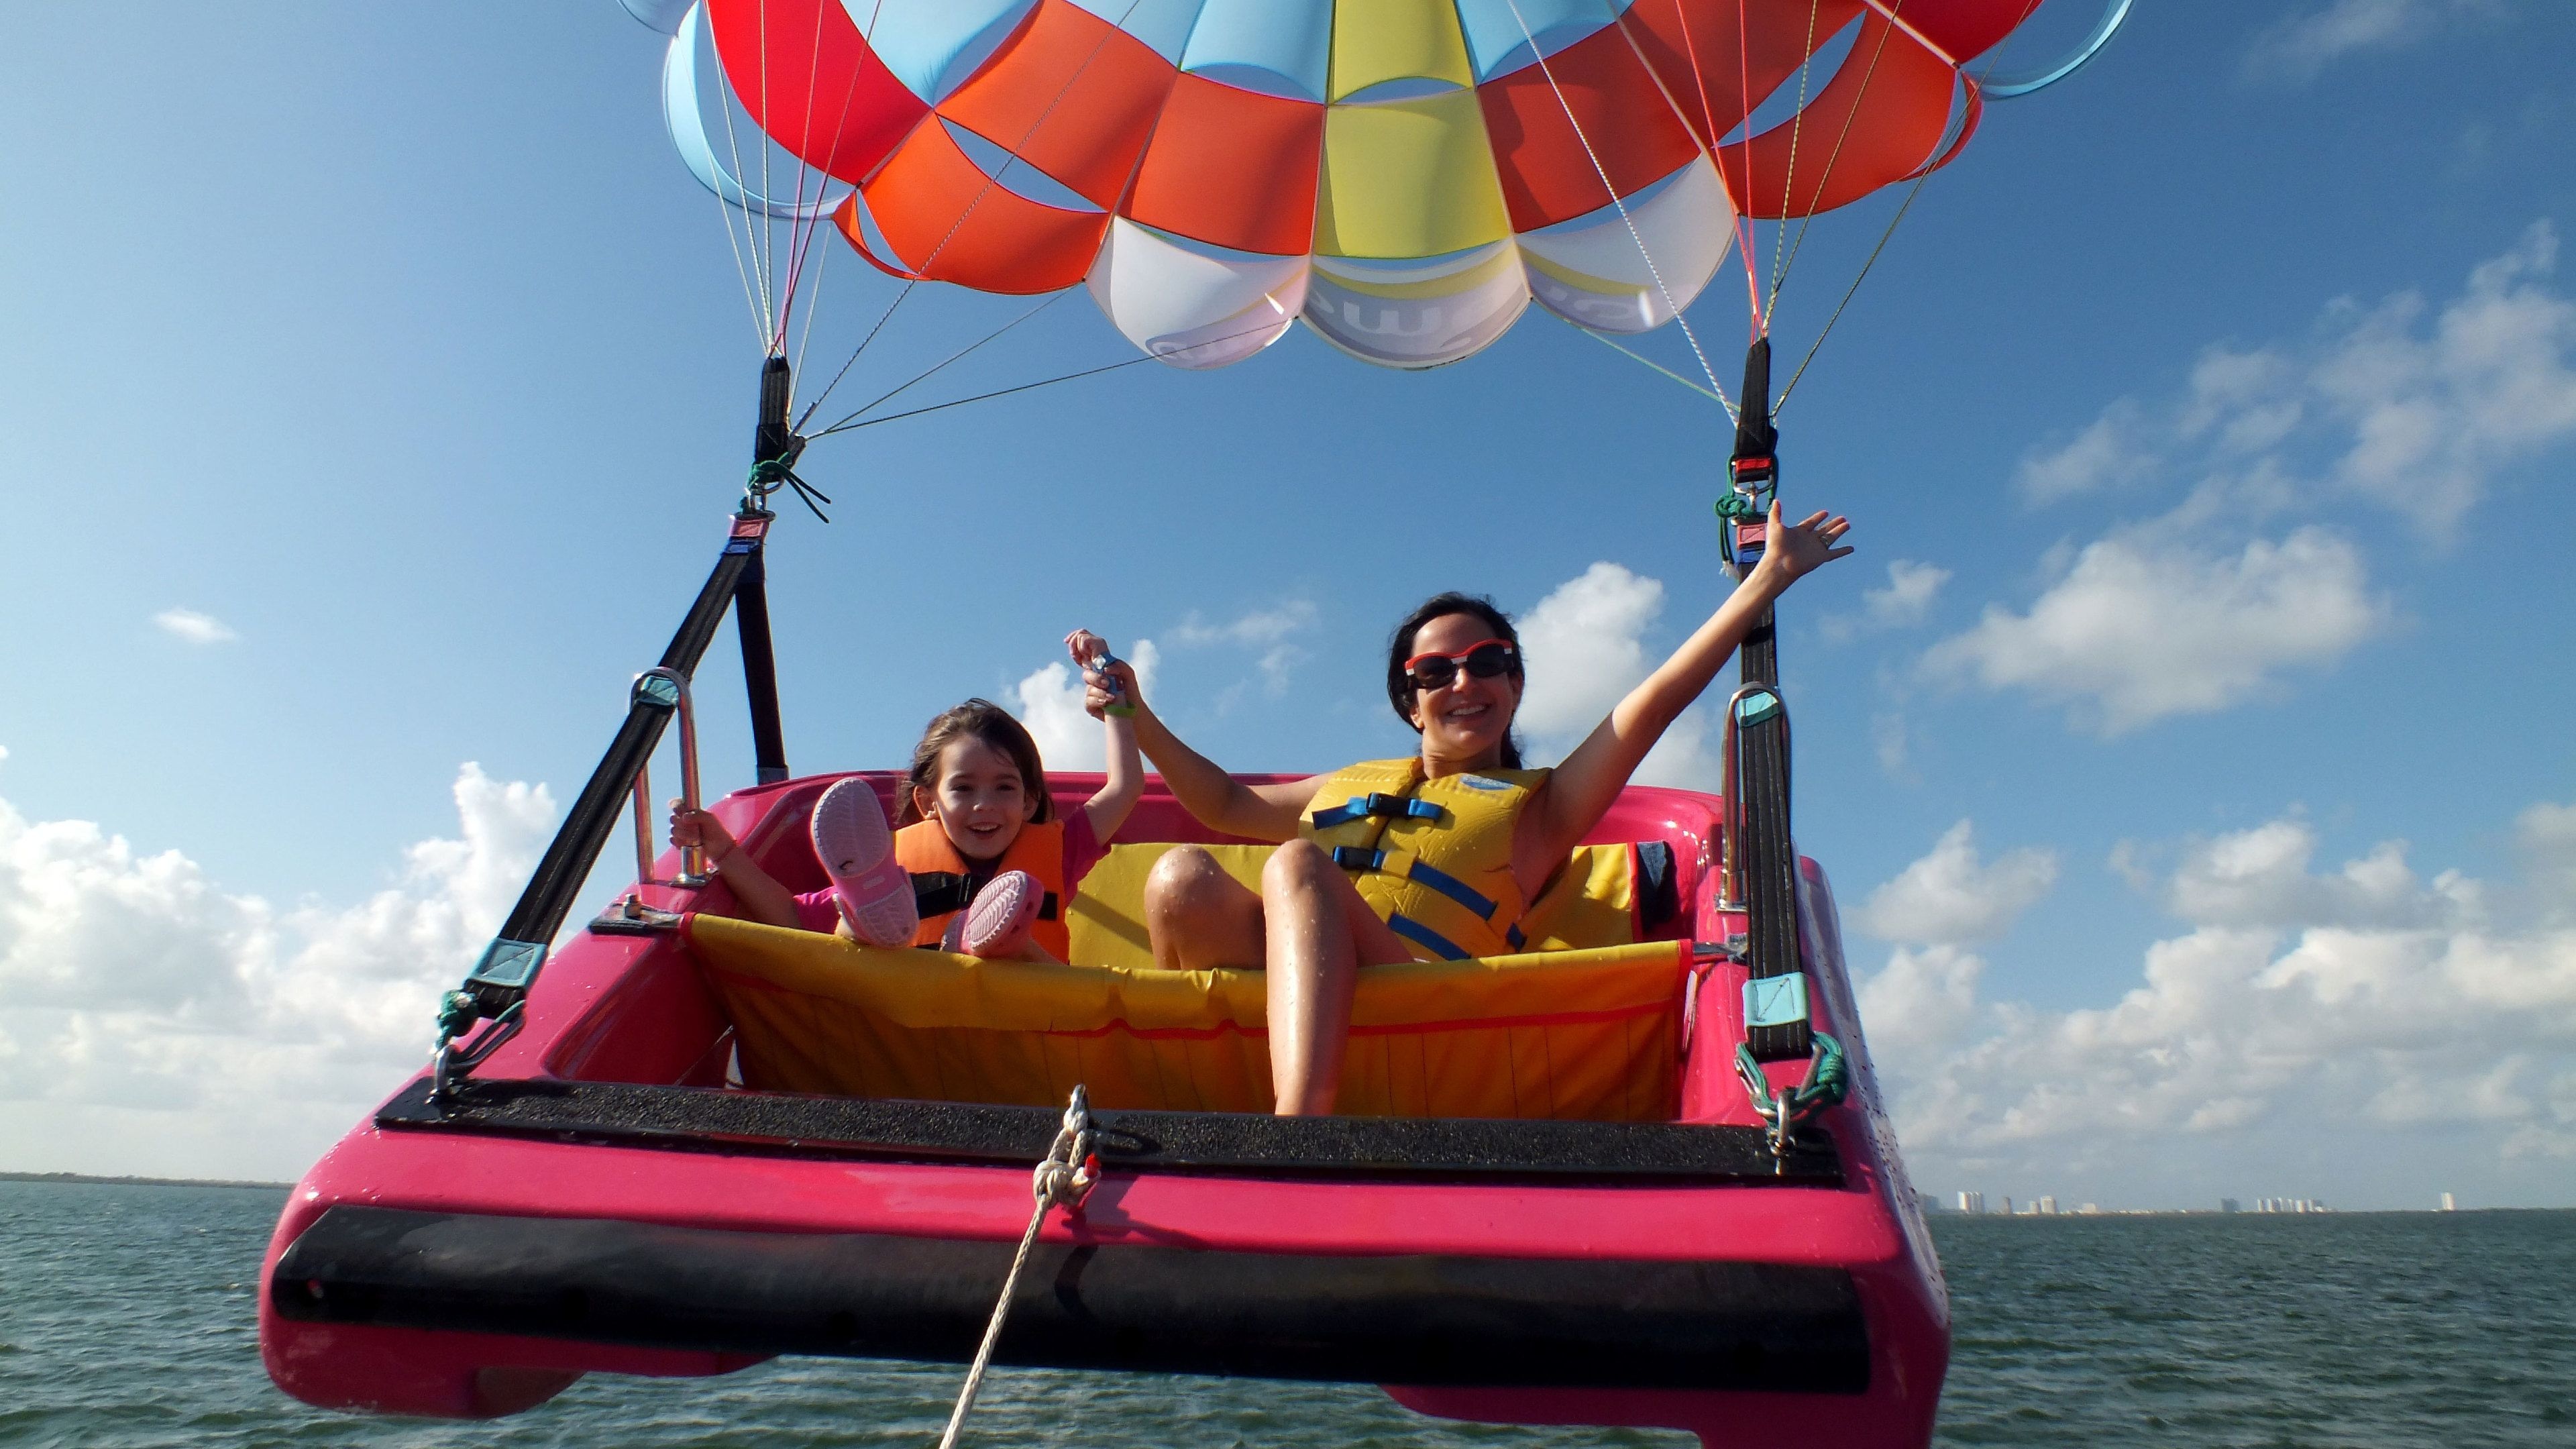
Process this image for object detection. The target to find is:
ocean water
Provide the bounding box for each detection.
[1,1181,2569,1448]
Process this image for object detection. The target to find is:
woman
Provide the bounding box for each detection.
[1083,502,1852,1114]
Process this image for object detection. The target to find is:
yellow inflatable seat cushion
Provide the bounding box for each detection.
[687,913,1687,1122]
[1063,841,1645,971]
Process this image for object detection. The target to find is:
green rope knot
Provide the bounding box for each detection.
[1713,492,1765,523]
[1788,1031,1849,1115]
[435,989,482,1044]
[747,458,795,489]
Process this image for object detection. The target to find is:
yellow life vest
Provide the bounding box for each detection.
[1299,757,1549,961]
[892,818,1070,959]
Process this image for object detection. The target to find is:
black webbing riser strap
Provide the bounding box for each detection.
[1737,613,1812,1063]
[734,547,789,785]
[490,534,761,955]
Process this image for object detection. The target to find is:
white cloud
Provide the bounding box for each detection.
[0,765,554,1177]
[1823,559,1951,641]
[1858,805,2576,1202]
[153,608,237,645]
[2017,400,2152,502]
[1168,601,1318,649]
[2033,225,2576,531]
[2245,1,2498,81]
[1515,562,1723,790]
[2519,800,2576,916]
[1167,601,1317,700]
[1859,820,2059,946]
[1013,639,1161,772]
[1921,527,2386,735]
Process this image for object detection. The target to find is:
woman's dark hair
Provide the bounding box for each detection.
[1385,592,1525,769]
[895,698,1056,826]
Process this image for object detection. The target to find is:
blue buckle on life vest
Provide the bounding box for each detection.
[1310,793,1444,830]
[1327,848,1499,922]
[1387,913,1471,961]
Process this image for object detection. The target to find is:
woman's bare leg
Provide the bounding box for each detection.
[1260,840,1412,1116]
[1143,846,1267,972]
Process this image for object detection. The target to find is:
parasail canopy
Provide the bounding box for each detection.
[654,1,2098,372]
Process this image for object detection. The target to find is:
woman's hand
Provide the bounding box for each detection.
[1067,629,1141,721]
[1747,500,1854,593]
[667,801,737,865]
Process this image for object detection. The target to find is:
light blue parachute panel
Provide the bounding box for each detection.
[1178,0,1334,101]
[661,3,845,218]
[853,0,1040,103]
[1062,0,1211,64]
[1452,0,1633,81]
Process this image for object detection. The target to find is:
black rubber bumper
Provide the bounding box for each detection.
[274,1206,1870,1393]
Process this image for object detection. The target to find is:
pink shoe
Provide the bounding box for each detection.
[940,871,1043,958]
[810,779,917,947]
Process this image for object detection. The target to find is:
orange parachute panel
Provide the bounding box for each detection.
[934,0,1178,211]
[1125,74,1324,257]
[1480,19,1704,233]
[843,117,1108,294]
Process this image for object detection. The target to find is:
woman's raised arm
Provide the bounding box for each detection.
[1083,656,1314,843]
[1519,503,1852,877]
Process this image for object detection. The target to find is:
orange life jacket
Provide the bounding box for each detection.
[892,818,1069,958]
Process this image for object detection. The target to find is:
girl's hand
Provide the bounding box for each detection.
[667,801,737,865]
[1748,500,1854,591]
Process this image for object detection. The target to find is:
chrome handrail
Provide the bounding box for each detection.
[631,666,708,890]
[1717,683,1790,911]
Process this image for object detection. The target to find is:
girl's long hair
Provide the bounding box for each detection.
[894,698,1055,826]
[1383,592,1526,769]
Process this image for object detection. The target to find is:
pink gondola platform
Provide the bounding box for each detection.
[259,771,1947,1446]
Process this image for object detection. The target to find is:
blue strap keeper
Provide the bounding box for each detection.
[1743,973,1810,1030]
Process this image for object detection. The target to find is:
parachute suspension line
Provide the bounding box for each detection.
[1766,0,1825,315]
[809,292,1067,437]
[710,13,774,339]
[1568,319,1733,412]
[1499,0,1726,406]
[777,0,877,364]
[1735,0,1766,338]
[794,279,917,433]
[1601,9,1763,347]
[1774,4,2030,413]
[1773,158,1934,415]
[794,0,1143,429]
[1768,5,1906,310]
[710,157,773,354]
[767,0,837,356]
[792,223,830,386]
[804,318,1282,441]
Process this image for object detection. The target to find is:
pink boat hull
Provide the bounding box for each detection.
[259,774,1947,1445]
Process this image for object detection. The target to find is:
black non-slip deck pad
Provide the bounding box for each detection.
[274,1205,1870,1392]
[378,1077,1843,1183]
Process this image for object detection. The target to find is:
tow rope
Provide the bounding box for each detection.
[937,1085,1099,1449]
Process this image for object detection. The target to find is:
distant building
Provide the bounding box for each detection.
[2440,1192,2457,1212]
[2221,1198,2241,1214]
[2038,1196,2057,1215]
[2078,1203,2100,1215]
[1956,1191,1985,1214]
[2001,1197,2013,1215]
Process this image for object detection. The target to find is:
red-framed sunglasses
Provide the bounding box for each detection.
[1404,639,1521,692]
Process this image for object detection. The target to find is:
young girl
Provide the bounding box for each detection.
[672,630,1139,960]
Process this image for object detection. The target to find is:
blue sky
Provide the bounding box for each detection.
[3,2,2573,1208]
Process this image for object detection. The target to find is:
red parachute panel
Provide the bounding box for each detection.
[934,0,1179,211]
[706,0,925,184]
[1480,19,1704,233]
[843,118,1109,294]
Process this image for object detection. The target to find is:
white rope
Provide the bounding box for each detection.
[1499,0,1727,409]
[936,1086,1098,1449]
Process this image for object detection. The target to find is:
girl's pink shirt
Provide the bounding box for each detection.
[789,809,1104,934]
